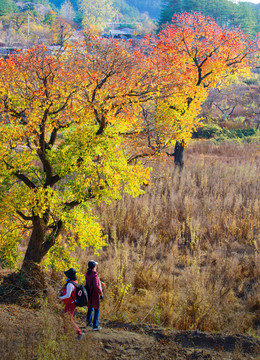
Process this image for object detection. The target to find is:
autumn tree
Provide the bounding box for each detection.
[144,12,258,167]
[0,40,156,274]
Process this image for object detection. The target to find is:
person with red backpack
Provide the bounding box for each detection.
[85,260,105,331]
[59,268,83,340]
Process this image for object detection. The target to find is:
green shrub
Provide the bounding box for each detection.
[194,125,259,141]
[193,124,223,139]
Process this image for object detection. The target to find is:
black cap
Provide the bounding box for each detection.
[88,260,98,270]
[64,268,77,280]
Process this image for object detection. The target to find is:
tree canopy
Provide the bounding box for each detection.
[0,40,152,269]
[130,12,258,165]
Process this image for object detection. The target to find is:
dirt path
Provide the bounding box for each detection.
[83,320,260,360]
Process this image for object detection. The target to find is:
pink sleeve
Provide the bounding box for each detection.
[93,273,102,294]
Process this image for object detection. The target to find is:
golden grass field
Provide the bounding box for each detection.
[81,140,260,334]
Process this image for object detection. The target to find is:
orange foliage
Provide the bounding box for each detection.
[137,12,259,151]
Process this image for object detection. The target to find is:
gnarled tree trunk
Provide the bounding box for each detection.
[22,215,63,269]
[0,215,63,306]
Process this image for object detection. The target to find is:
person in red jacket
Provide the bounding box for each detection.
[59,268,83,340]
[85,260,104,331]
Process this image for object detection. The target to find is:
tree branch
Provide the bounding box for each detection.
[16,210,33,221]
[45,174,60,188]
[14,172,37,189]
[127,151,156,164]
[49,90,77,115]
[46,128,58,149]
[92,71,114,103]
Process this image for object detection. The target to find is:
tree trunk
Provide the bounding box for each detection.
[22,215,63,270]
[22,216,48,267]
[21,210,63,271]
[174,140,185,169]
[1,216,51,305]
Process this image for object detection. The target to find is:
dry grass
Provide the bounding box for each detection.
[0,303,91,360]
[76,141,260,334]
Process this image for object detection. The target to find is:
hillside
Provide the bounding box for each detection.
[1,0,260,39]
[46,0,162,19]
[158,0,260,34]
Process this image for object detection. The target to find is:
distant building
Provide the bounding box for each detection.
[0,47,21,58]
[103,23,135,39]
[108,27,133,39]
